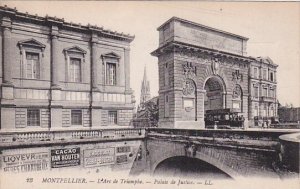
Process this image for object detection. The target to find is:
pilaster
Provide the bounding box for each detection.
[91,33,99,90]
[124,48,132,93]
[51,26,60,89]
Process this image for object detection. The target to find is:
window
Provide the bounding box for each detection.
[69,58,81,82]
[106,63,116,85]
[164,63,169,86]
[71,110,82,125]
[254,86,259,97]
[26,52,40,79]
[164,94,169,117]
[263,69,267,80]
[263,87,268,97]
[102,52,120,86]
[108,111,117,125]
[270,107,274,117]
[64,46,86,83]
[254,105,258,116]
[253,67,258,78]
[18,39,45,80]
[270,72,274,82]
[261,106,266,117]
[27,109,40,126]
[269,88,274,98]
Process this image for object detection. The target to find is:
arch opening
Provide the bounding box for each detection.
[204,76,225,112]
[153,156,232,179]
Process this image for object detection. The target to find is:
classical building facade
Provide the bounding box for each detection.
[0,6,135,131]
[248,57,278,126]
[152,17,278,129]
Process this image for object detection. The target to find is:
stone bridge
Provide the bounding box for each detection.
[130,128,299,179]
[0,128,298,178]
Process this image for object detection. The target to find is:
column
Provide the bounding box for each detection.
[1,16,15,130]
[91,37,99,90]
[124,48,131,92]
[222,92,227,109]
[2,17,13,86]
[50,26,62,129]
[51,26,60,88]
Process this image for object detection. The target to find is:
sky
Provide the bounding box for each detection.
[1,1,300,107]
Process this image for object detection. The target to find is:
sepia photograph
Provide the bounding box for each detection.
[0,1,299,189]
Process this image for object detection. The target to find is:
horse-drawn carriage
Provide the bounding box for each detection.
[204,108,245,129]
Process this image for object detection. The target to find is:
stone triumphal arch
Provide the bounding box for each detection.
[152,17,250,128]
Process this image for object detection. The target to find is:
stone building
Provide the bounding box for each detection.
[0,6,135,131]
[248,57,278,126]
[151,17,278,129]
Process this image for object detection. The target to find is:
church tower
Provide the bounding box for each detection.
[140,66,151,104]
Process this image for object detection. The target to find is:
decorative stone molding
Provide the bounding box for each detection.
[182,79,195,96]
[183,62,196,79]
[232,70,243,82]
[233,85,242,99]
[211,57,220,75]
[101,52,120,66]
[18,38,46,56]
[63,46,87,62]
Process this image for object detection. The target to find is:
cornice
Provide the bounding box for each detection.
[0,5,135,43]
[151,41,252,63]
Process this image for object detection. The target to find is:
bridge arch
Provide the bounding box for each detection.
[153,156,232,179]
[150,142,240,179]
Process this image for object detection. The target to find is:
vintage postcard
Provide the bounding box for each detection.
[0,1,299,189]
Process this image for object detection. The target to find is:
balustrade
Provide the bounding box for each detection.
[0,128,144,146]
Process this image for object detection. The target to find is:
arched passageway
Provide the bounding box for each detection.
[204,77,225,112]
[153,156,232,179]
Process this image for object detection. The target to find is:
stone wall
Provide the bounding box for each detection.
[0,6,135,130]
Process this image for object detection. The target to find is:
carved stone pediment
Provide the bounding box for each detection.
[18,38,46,50]
[63,46,87,55]
[102,52,121,59]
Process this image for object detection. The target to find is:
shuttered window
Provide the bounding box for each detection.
[71,110,82,125]
[108,111,117,125]
[106,63,116,85]
[26,52,40,79]
[69,58,81,82]
[27,109,40,126]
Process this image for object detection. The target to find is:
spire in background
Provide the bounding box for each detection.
[140,65,151,104]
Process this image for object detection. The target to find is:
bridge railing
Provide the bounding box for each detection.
[147,128,299,141]
[0,128,145,148]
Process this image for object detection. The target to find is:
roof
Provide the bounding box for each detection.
[251,56,278,67]
[157,17,249,40]
[0,5,135,42]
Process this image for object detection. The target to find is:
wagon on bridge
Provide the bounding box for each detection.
[204,109,245,129]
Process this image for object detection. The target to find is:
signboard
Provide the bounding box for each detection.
[83,147,115,168]
[2,152,49,173]
[116,146,131,153]
[116,154,128,164]
[51,148,80,168]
